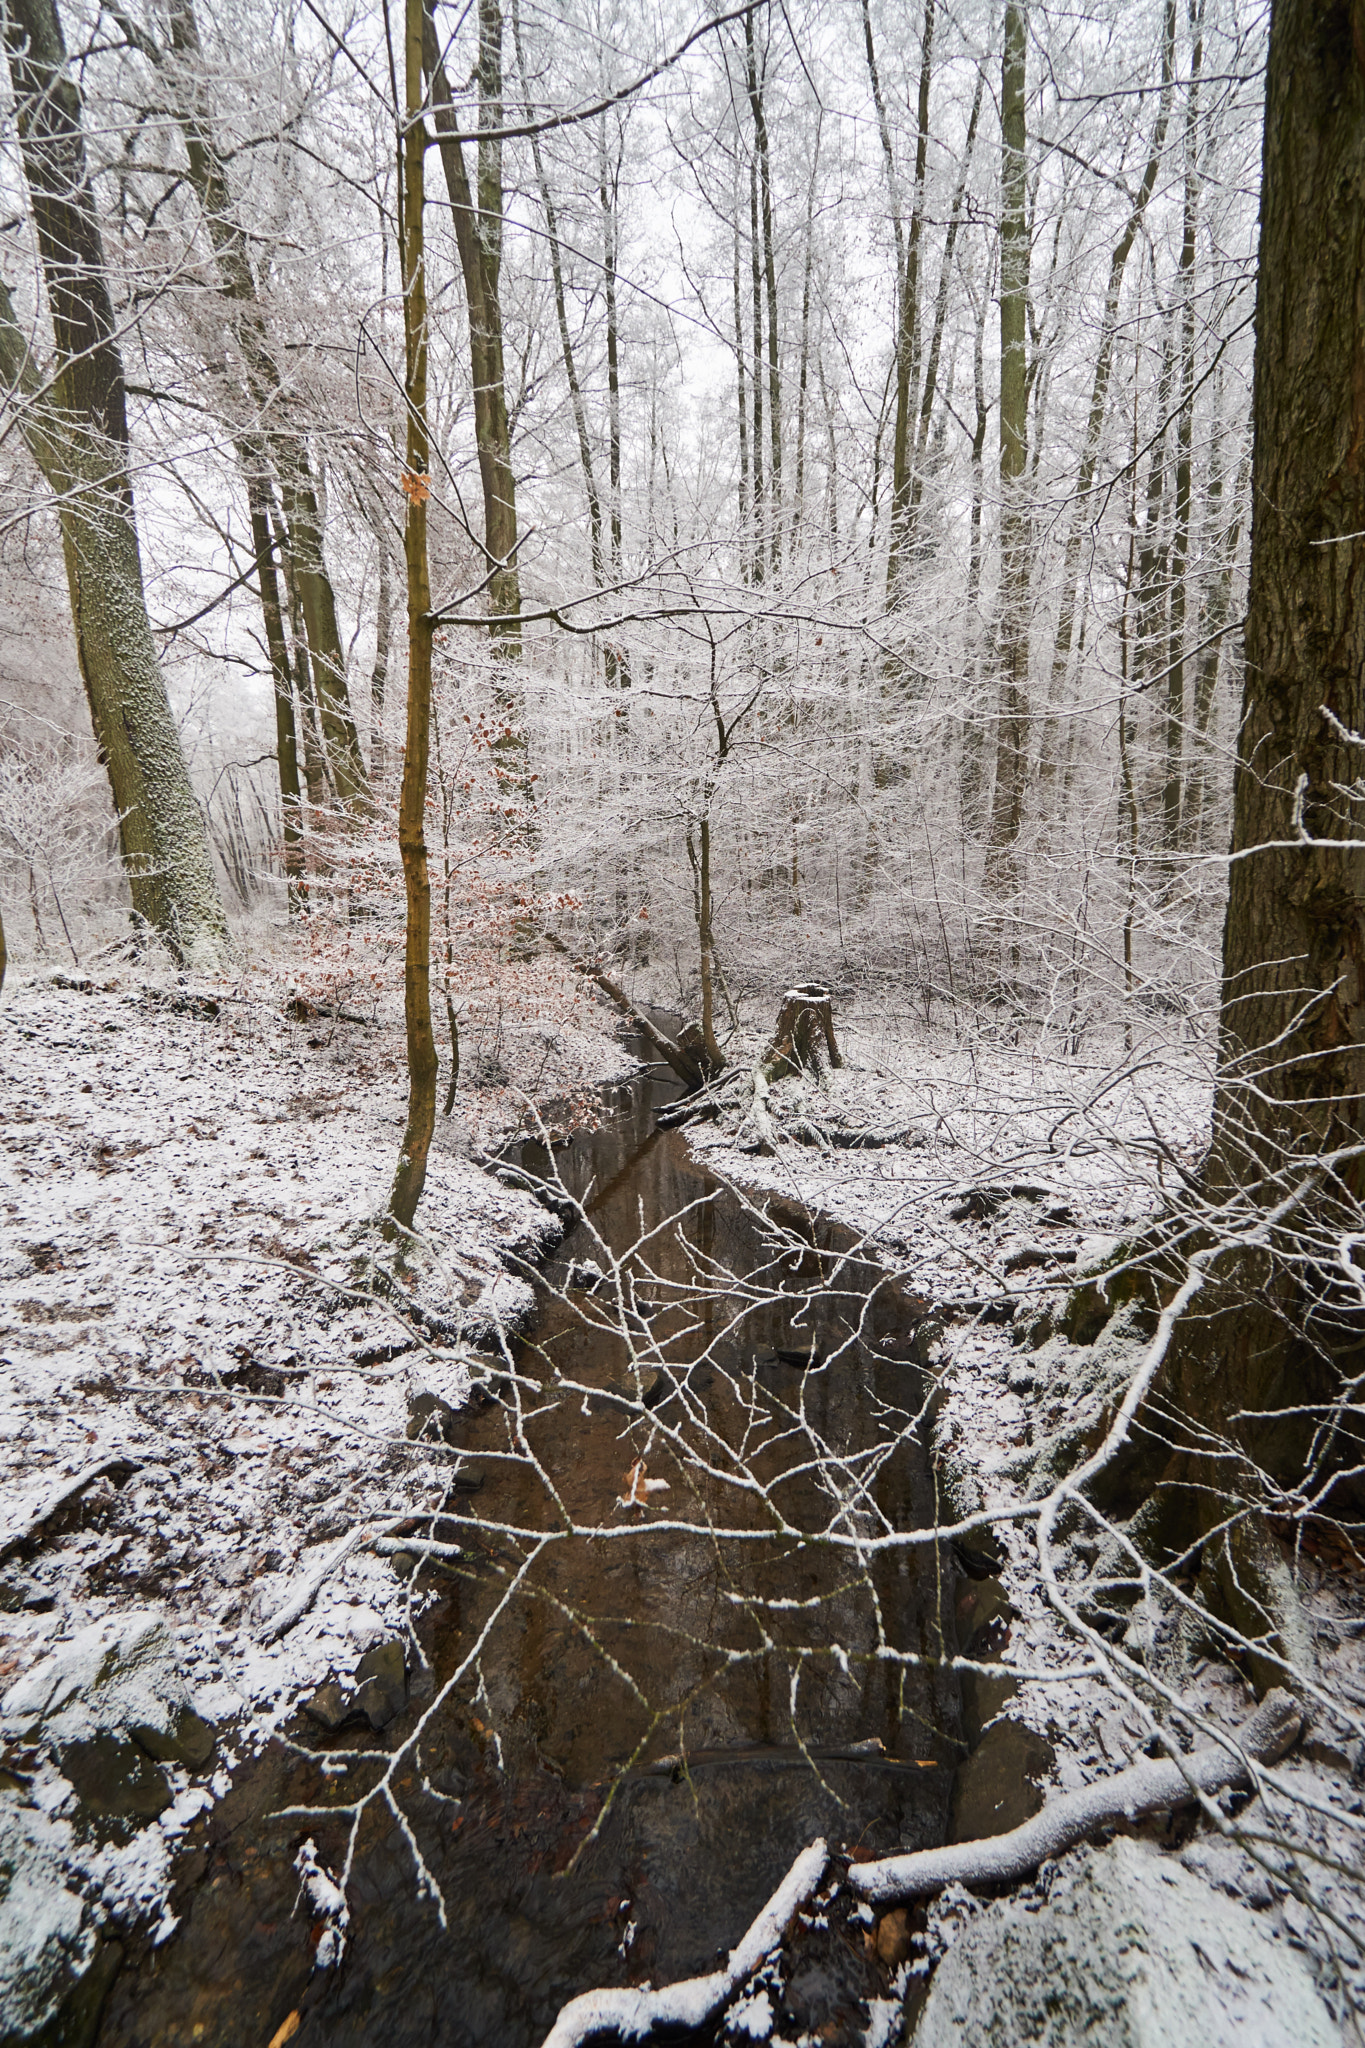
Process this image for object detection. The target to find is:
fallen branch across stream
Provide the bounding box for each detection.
[847,1688,1302,1907]
[540,1837,829,2048]
[541,931,718,1088]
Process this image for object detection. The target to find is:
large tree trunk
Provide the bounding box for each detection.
[1,0,229,969]
[1208,0,1365,1204]
[1075,0,1365,1688]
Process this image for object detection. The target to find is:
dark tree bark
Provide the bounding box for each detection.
[763,987,843,1082]
[0,0,229,967]
[424,0,531,821]
[244,464,306,913]
[160,0,369,810]
[423,4,522,636]
[1074,0,1365,1686]
[1210,0,1365,1222]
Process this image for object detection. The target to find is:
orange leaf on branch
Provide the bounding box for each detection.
[400,468,431,504]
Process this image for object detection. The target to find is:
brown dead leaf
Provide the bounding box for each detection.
[400,469,431,504]
[619,1459,671,1507]
[267,2014,301,2048]
[875,1907,914,1967]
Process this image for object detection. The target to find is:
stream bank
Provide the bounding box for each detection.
[37,1020,967,2047]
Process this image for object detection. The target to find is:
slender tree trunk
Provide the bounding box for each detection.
[1044,1,1175,786]
[958,269,992,835]
[244,463,305,913]
[886,0,935,601]
[909,59,985,531]
[1162,0,1203,851]
[0,0,229,967]
[370,507,393,779]
[424,2,528,813]
[514,0,605,584]
[1187,437,1250,849]
[985,0,1030,877]
[793,113,821,547]
[734,201,751,562]
[748,140,765,584]
[600,117,630,688]
[389,0,438,1236]
[425,0,523,635]
[276,518,329,814]
[744,6,781,579]
[601,122,624,577]
[162,0,368,807]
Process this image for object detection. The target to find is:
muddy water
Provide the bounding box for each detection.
[98,1046,962,2048]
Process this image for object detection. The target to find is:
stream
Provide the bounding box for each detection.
[97,1035,973,2048]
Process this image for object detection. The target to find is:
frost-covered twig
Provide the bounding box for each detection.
[540,1837,829,2048]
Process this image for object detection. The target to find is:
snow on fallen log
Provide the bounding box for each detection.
[1,1454,147,1558]
[541,1837,829,2048]
[847,1689,1302,1908]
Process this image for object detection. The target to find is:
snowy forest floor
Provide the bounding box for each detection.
[2,961,1364,2035]
[0,955,630,1928]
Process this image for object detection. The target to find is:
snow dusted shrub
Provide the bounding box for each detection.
[0,742,125,964]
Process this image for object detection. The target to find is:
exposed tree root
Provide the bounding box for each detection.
[847,1689,1301,1908]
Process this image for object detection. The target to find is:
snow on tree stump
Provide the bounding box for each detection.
[762,985,843,1083]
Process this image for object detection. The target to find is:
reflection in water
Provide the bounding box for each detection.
[99,1047,963,2048]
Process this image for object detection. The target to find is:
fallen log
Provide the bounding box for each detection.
[541,1837,829,2048]
[846,1688,1301,1907]
[542,932,720,1089]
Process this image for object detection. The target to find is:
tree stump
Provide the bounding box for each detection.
[762,985,843,1082]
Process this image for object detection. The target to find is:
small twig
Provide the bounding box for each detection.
[258,1522,395,1643]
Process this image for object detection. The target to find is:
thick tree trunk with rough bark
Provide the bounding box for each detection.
[763,987,842,1082]
[1,0,229,968]
[1209,0,1365,1198]
[1070,0,1365,1686]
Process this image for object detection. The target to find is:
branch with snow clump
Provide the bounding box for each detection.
[540,1837,828,2048]
[847,1688,1301,1907]
[295,1838,350,1968]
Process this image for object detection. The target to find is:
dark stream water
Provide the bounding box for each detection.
[97,1041,964,2048]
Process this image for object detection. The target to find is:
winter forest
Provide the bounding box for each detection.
[4,0,1365,2037]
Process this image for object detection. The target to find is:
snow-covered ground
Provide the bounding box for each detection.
[5,966,1363,2036]
[0,958,632,1969]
